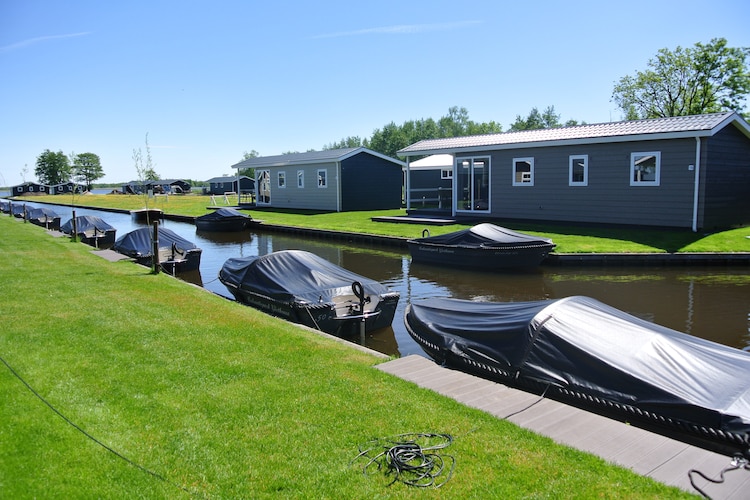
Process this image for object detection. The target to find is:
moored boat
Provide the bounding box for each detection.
[113,226,202,273]
[407,223,555,270]
[26,207,61,230]
[130,208,163,223]
[404,295,750,457]
[195,208,256,232]
[219,250,400,337]
[60,215,117,247]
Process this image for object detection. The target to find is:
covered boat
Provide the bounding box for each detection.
[219,250,400,337]
[26,207,61,230]
[113,227,202,273]
[404,295,750,457]
[60,215,117,247]
[195,208,256,232]
[407,223,555,270]
[130,208,163,223]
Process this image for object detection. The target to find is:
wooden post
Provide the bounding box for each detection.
[152,220,160,274]
[71,209,78,242]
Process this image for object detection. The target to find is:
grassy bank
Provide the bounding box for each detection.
[0,217,692,498]
[14,193,750,253]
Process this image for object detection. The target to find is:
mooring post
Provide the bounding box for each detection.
[71,209,77,242]
[152,220,160,274]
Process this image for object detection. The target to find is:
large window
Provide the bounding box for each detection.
[513,157,534,186]
[569,155,588,186]
[317,169,327,188]
[277,171,286,188]
[455,157,490,212]
[630,152,660,186]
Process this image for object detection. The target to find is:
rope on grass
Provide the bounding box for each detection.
[352,432,455,488]
[0,354,197,497]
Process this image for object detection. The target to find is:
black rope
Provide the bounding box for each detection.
[0,354,197,497]
[352,432,455,488]
[688,454,750,499]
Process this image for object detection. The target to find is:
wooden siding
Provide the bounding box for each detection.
[462,138,700,228]
[340,152,402,210]
[267,163,338,210]
[702,125,750,229]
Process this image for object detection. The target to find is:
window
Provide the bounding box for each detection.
[569,155,588,186]
[297,170,304,188]
[277,171,286,188]
[630,152,660,186]
[317,169,327,188]
[513,157,534,186]
[440,168,453,180]
[456,156,490,211]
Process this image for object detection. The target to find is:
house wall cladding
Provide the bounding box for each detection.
[269,162,338,210]
[702,126,750,229]
[473,137,700,228]
[340,153,402,210]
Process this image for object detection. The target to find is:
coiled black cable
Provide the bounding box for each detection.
[353,432,455,487]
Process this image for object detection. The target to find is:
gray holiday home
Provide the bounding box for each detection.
[398,112,750,231]
[231,147,405,211]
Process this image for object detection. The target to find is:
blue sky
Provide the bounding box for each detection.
[1,0,749,187]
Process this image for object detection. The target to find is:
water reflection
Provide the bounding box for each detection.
[13,200,750,357]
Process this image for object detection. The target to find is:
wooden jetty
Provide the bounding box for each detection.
[377,354,750,498]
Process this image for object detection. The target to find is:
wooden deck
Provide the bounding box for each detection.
[377,355,750,498]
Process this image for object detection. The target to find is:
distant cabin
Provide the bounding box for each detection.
[122,179,191,195]
[206,175,255,195]
[231,147,405,211]
[12,182,49,195]
[399,112,750,231]
[51,182,85,194]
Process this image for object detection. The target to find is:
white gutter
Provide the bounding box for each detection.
[692,137,701,232]
[405,157,411,211]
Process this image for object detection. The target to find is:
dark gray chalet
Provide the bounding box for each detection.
[398,112,750,231]
[231,147,405,211]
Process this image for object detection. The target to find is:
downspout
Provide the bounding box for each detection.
[405,157,411,211]
[691,137,701,232]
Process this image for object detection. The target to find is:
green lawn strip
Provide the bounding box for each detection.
[15,194,750,253]
[0,217,691,498]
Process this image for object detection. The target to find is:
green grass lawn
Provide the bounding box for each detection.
[14,193,750,253]
[0,216,693,498]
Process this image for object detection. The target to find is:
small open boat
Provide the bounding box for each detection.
[130,208,163,223]
[407,223,555,270]
[60,215,117,247]
[113,227,202,273]
[219,250,400,337]
[195,208,256,232]
[26,207,61,230]
[405,295,750,457]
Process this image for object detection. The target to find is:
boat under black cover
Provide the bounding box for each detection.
[407,223,555,270]
[26,207,61,230]
[60,215,117,247]
[113,226,202,272]
[405,295,750,457]
[219,250,400,337]
[195,208,256,232]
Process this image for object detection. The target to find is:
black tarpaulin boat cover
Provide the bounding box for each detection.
[414,223,554,248]
[113,227,198,257]
[406,295,750,437]
[196,208,251,222]
[27,207,59,219]
[219,250,390,304]
[61,215,115,234]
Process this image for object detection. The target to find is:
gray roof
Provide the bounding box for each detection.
[232,147,405,169]
[207,175,251,183]
[398,112,750,156]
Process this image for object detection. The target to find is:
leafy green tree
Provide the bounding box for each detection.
[612,38,750,119]
[239,150,260,178]
[323,136,365,150]
[35,149,70,185]
[72,152,104,190]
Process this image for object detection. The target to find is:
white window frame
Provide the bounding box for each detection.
[277,171,286,188]
[512,157,534,186]
[317,169,327,188]
[630,151,661,186]
[569,154,588,186]
[297,170,304,188]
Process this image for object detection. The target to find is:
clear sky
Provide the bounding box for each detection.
[1,0,749,187]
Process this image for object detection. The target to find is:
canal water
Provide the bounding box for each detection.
[11,200,750,357]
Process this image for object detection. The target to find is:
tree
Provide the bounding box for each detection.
[35,149,70,185]
[132,134,159,183]
[322,136,365,150]
[238,149,260,178]
[612,38,750,119]
[71,152,104,190]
